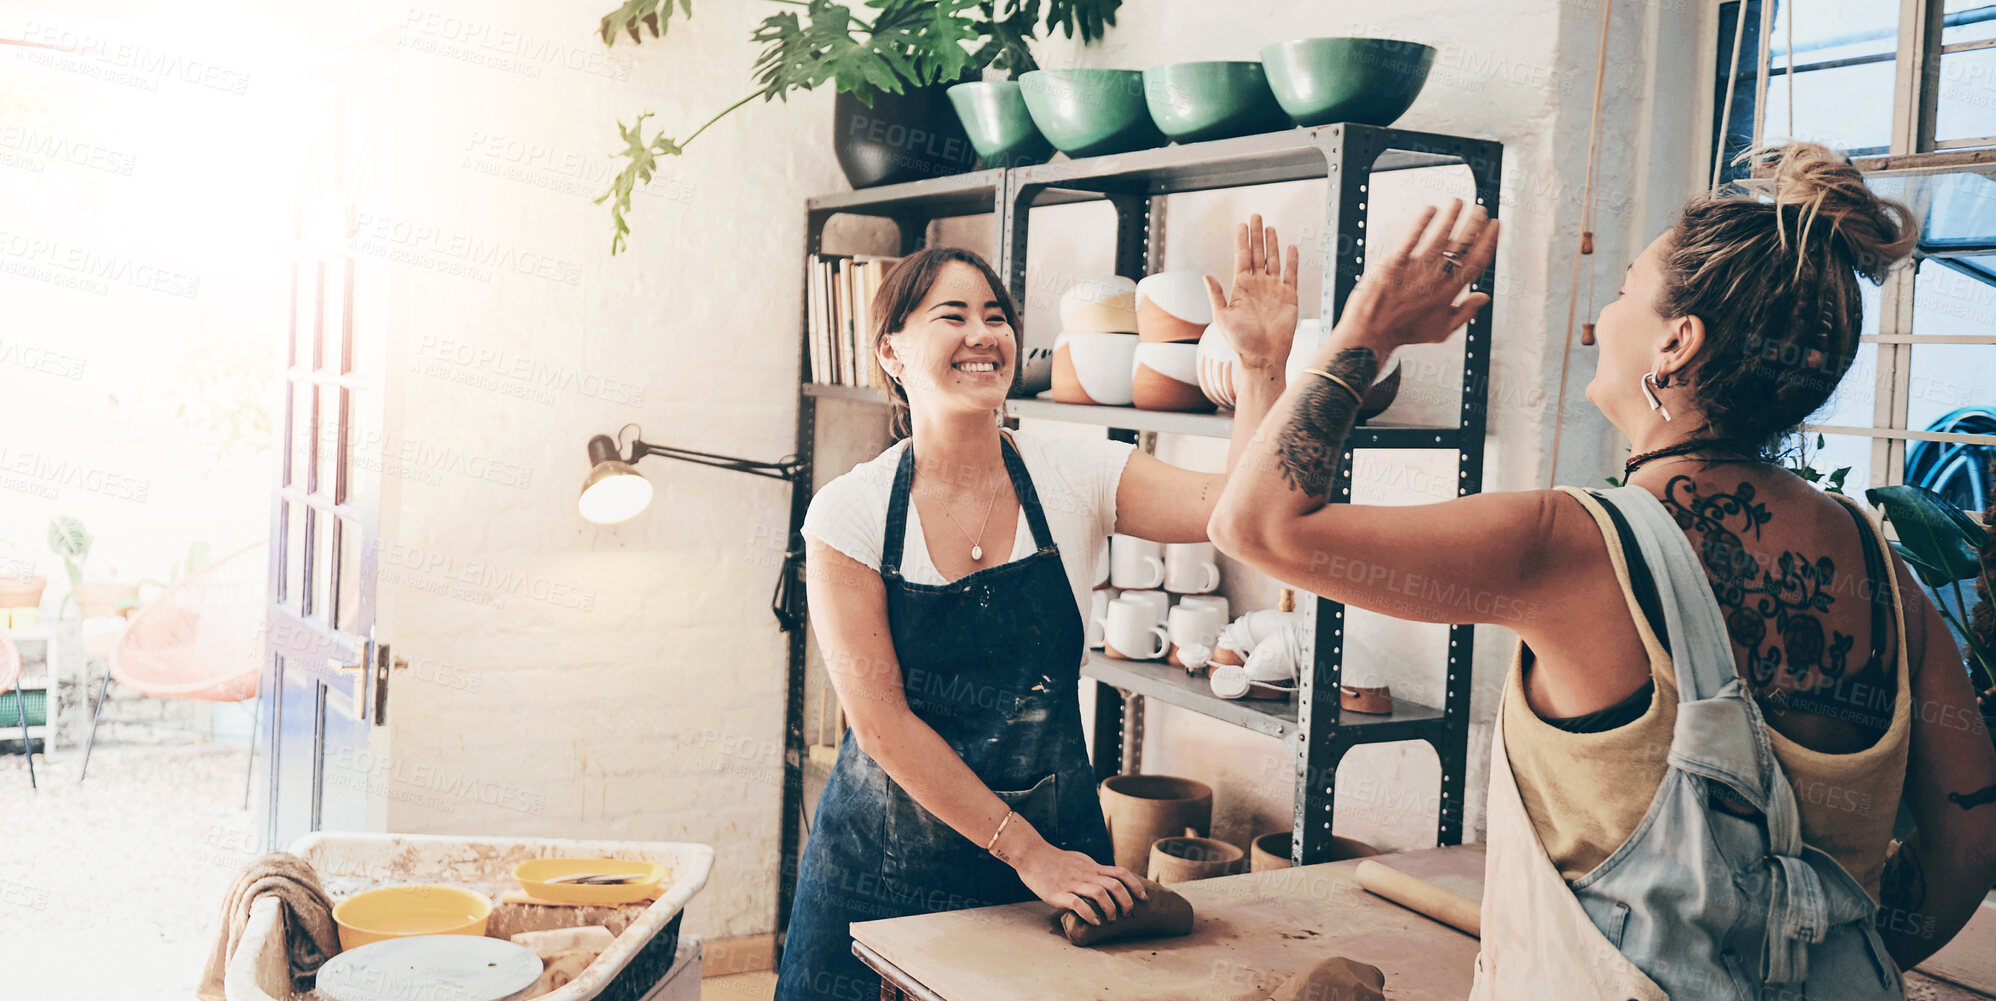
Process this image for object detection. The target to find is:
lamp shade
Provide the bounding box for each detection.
[579,434,653,524]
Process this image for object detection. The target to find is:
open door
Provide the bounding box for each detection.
[258,76,394,850]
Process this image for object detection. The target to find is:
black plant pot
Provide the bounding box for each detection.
[833,81,981,189]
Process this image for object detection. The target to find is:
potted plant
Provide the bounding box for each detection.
[1865,482,1996,746]
[47,516,139,620]
[593,0,1123,253]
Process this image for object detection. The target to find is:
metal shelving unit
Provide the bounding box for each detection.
[781,123,1502,934]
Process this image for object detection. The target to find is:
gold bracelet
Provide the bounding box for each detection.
[985,810,1018,856]
[1300,367,1365,406]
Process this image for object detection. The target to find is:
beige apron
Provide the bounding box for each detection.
[1467,692,1668,1001]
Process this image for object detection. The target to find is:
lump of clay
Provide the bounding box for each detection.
[1267,956,1384,1001]
[1058,879,1194,947]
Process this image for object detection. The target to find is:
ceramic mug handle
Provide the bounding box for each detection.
[1143,624,1169,660]
[1089,615,1107,648]
[1141,556,1165,590]
[1198,563,1220,593]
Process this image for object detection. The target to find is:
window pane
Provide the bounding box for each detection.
[290,379,312,491]
[1809,432,1880,492]
[284,502,306,608]
[291,261,317,370]
[336,517,365,632]
[312,505,334,620]
[316,384,339,501]
[1905,341,1996,432]
[1912,258,1996,338]
[1764,62,1898,153]
[1945,0,1996,46]
[1938,47,1996,145]
[1814,341,1884,427]
[1774,0,1898,65]
[323,257,351,375]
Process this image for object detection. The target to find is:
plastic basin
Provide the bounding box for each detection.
[1019,69,1167,158]
[1259,37,1436,128]
[1142,61,1290,143]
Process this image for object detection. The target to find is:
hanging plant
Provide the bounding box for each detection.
[593,0,1123,254]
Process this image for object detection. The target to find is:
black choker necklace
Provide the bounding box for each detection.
[1623,438,1743,478]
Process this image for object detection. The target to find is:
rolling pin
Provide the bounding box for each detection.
[1354,860,1481,939]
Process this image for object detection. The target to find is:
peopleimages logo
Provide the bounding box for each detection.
[18,21,253,95]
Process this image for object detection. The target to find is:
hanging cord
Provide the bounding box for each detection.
[1785,1,1795,142]
[1752,0,1774,162]
[1546,0,1616,487]
[1711,0,1752,191]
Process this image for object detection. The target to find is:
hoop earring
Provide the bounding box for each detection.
[1641,371,1673,422]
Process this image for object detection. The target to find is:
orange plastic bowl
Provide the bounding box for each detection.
[331,884,492,950]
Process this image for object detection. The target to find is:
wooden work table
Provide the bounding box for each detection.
[850,844,1486,1001]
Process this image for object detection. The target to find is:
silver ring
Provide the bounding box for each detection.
[1440,249,1464,261]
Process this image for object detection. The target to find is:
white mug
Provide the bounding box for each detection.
[1092,539,1110,588]
[1167,603,1225,670]
[1168,603,1224,651]
[1162,542,1220,594]
[1088,589,1117,649]
[1100,595,1170,661]
[1176,594,1229,623]
[1117,589,1171,627]
[1109,534,1165,590]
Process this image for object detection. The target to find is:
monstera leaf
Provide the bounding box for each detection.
[1866,484,1984,587]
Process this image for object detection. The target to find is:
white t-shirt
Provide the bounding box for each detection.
[801,430,1135,624]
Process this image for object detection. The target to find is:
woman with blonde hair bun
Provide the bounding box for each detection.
[1211,143,1996,998]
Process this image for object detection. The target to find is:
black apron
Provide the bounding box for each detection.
[774,436,1112,1001]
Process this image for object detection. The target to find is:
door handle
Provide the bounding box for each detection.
[330,653,366,720]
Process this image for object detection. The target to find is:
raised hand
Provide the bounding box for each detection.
[1338,199,1499,349]
[1204,213,1300,371]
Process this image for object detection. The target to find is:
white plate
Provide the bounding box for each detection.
[316,935,543,1001]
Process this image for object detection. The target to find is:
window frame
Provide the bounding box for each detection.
[1706,0,1996,501]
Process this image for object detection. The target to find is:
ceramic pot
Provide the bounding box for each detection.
[74,581,139,620]
[1143,61,1290,144]
[1131,342,1212,412]
[1134,271,1212,343]
[1059,276,1139,333]
[1259,38,1437,128]
[1100,774,1213,877]
[1018,69,1167,158]
[1249,831,1379,873]
[945,80,1055,168]
[1148,835,1247,884]
[833,80,980,189]
[1051,332,1138,406]
[0,575,46,609]
[1199,317,1401,419]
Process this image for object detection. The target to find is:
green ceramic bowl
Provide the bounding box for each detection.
[1259,37,1436,128]
[1142,61,1291,144]
[946,80,1055,168]
[1018,69,1167,159]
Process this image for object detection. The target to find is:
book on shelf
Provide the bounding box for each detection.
[806,253,900,389]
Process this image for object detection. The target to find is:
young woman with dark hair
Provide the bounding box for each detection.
[775,217,1306,1000]
[1211,144,1996,998]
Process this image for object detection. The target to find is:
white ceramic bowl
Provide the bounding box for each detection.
[1131,341,1211,412]
[1051,331,1139,406]
[1060,275,1139,332]
[1135,271,1213,342]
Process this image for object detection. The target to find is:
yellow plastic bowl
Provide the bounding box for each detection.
[512,858,666,906]
[332,884,493,950]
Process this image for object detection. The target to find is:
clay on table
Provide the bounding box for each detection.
[1056,879,1194,946]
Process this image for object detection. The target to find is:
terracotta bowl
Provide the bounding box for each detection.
[1051,332,1139,406]
[1099,774,1214,877]
[1134,271,1212,343]
[1059,276,1139,333]
[1149,836,1247,884]
[1132,342,1213,413]
[1249,831,1380,873]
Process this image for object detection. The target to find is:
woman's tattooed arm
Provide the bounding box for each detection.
[1274,346,1378,502]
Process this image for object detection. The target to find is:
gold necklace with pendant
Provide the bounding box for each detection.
[940,473,1004,563]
